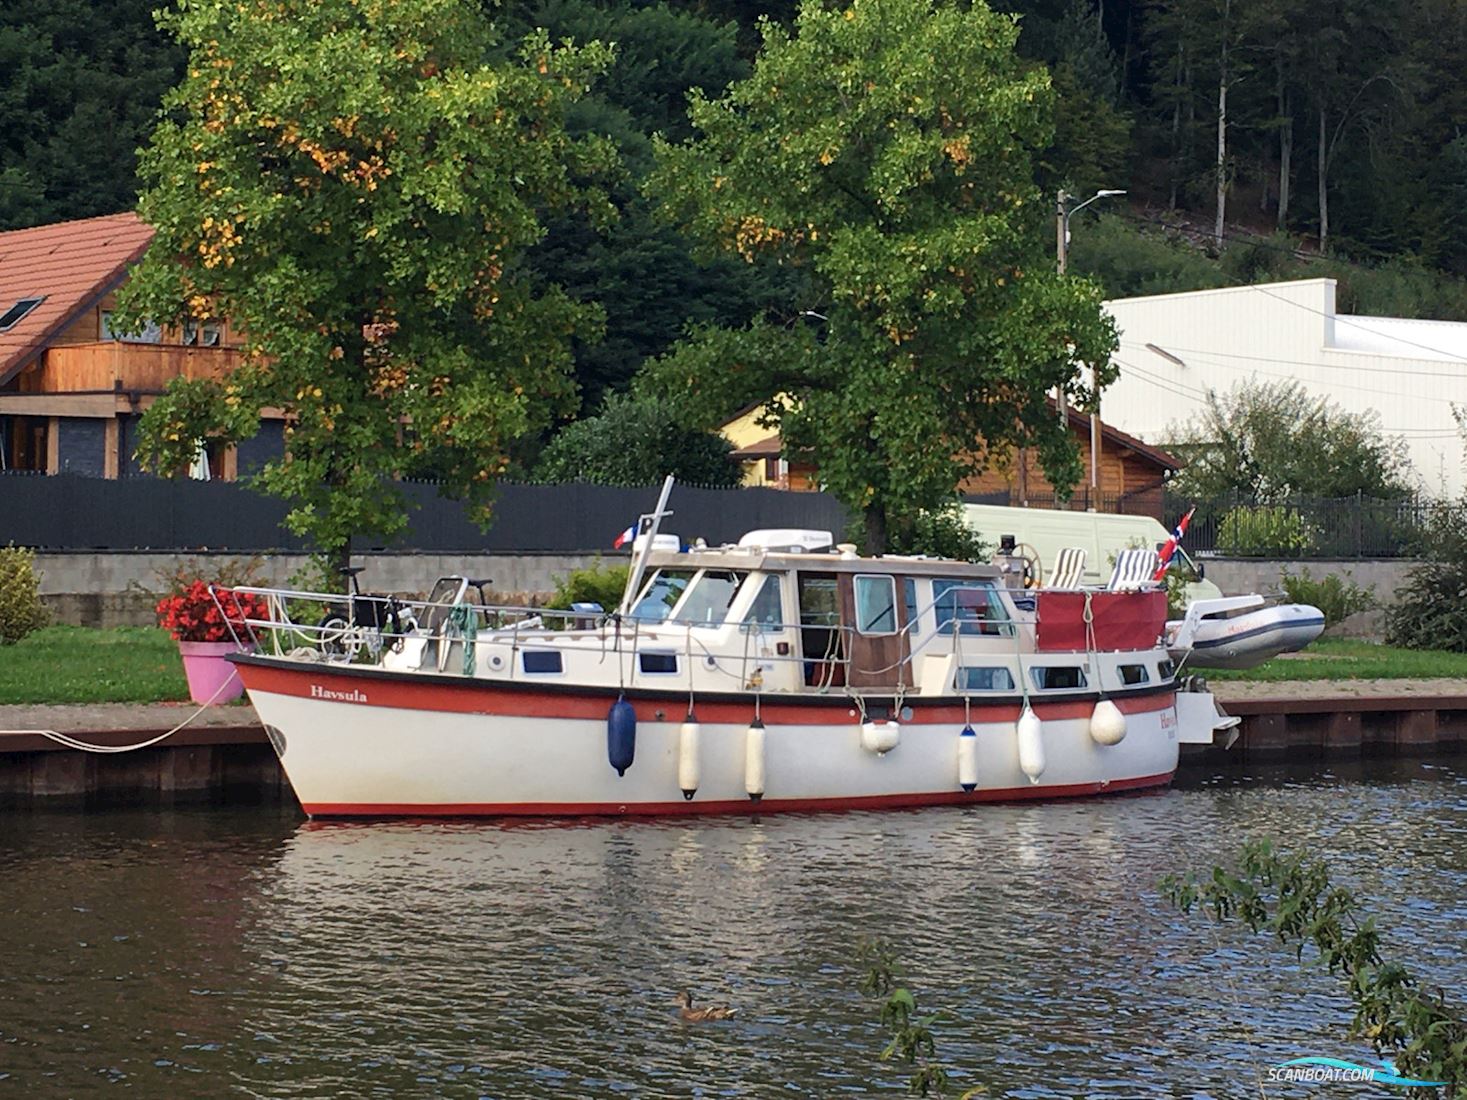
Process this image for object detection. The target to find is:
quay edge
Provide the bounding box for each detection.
[3,686,1467,807]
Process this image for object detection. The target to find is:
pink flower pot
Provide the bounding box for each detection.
[178,640,250,705]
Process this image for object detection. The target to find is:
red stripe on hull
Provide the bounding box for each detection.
[236,658,1175,724]
[299,769,1176,818]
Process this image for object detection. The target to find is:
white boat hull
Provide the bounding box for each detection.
[238,659,1182,816]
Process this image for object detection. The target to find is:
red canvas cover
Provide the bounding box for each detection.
[1035,590,1167,652]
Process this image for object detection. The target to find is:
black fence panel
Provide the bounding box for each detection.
[0,473,853,553]
[1166,490,1444,559]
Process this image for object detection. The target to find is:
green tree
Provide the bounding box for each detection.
[533,391,742,486]
[115,0,616,566]
[643,0,1118,553]
[0,0,185,228]
[1166,379,1413,500]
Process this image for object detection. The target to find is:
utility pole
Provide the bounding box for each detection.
[1057,187,1126,510]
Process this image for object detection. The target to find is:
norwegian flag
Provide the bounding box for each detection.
[1153,506,1196,580]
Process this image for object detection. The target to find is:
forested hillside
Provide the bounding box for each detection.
[4,0,1465,405]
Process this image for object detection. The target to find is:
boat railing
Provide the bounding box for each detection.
[207,581,1147,690]
[209,583,582,656]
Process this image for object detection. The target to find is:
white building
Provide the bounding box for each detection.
[1101,278,1467,497]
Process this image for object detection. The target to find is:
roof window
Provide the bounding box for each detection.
[0,297,44,332]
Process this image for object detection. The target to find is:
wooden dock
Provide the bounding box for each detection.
[1190,680,1467,765]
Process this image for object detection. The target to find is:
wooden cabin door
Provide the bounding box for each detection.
[838,573,912,689]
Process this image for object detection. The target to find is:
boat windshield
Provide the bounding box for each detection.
[630,570,695,622]
[933,578,1011,635]
[671,570,746,627]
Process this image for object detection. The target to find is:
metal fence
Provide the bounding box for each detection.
[1168,491,1444,559]
[0,473,852,553]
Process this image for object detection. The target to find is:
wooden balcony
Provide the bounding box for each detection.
[24,341,245,394]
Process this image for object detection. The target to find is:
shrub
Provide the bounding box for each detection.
[535,392,742,488]
[1386,507,1467,651]
[1280,567,1375,627]
[0,544,49,645]
[1216,505,1312,557]
[546,559,630,613]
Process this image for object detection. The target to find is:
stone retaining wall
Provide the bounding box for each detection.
[35,551,605,628]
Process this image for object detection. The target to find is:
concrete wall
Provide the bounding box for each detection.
[1202,558,1415,604]
[1201,557,1417,640]
[32,549,1424,629]
[35,550,606,627]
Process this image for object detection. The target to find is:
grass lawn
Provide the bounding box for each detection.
[0,625,190,705]
[1206,638,1467,682]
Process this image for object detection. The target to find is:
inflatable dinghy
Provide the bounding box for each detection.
[1167,595,1325,671]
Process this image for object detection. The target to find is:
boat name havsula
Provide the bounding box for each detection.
[217,479,1241,818]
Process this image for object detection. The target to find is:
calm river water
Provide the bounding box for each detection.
[1,758,1464,1099]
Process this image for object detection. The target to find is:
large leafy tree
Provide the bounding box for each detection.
[642,0,1118,552]
[116,0,616,563]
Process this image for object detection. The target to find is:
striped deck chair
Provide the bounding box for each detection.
[1105,547,1160,591]
[1045,546,1088,589]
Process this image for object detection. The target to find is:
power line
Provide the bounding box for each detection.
[1245,282,1467,364]
[1116,338,1467,380]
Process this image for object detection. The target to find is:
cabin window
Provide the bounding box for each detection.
[639,652,678,675]
[957,666,1015,692]
[854,575,898,634]
[933,578,1009,636]
[1118,664,1150,685]
[904,578,919,635]
[1157,659,1177,681]
[631,569,694,622]
[522,650,563,674]
[742,575,785,632]
[672,570,744,627]
[0,297,43,332]
[1030,665,1087,690]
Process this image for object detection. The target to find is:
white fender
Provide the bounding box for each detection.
[744,719,766,800]
[1017,705,1045,783]
[678,715,701,800]
[957,725,978,791]
[1089,698,1127,746]
[860,720,900,755]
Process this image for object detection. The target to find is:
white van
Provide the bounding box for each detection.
[962,503,1201,590]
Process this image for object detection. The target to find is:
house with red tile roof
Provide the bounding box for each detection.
[0,212,279,478]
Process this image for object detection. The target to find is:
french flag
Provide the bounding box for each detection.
[1152,506,1196,580]
[613,523,636,549]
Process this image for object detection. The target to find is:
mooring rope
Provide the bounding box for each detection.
[1,667,246,754]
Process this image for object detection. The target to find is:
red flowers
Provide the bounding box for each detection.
[155,580,267,643]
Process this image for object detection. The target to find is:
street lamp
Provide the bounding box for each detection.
[1055,188,1126,509]
[1056,189,1126,275]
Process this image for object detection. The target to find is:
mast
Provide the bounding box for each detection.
[617,475,676,617]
